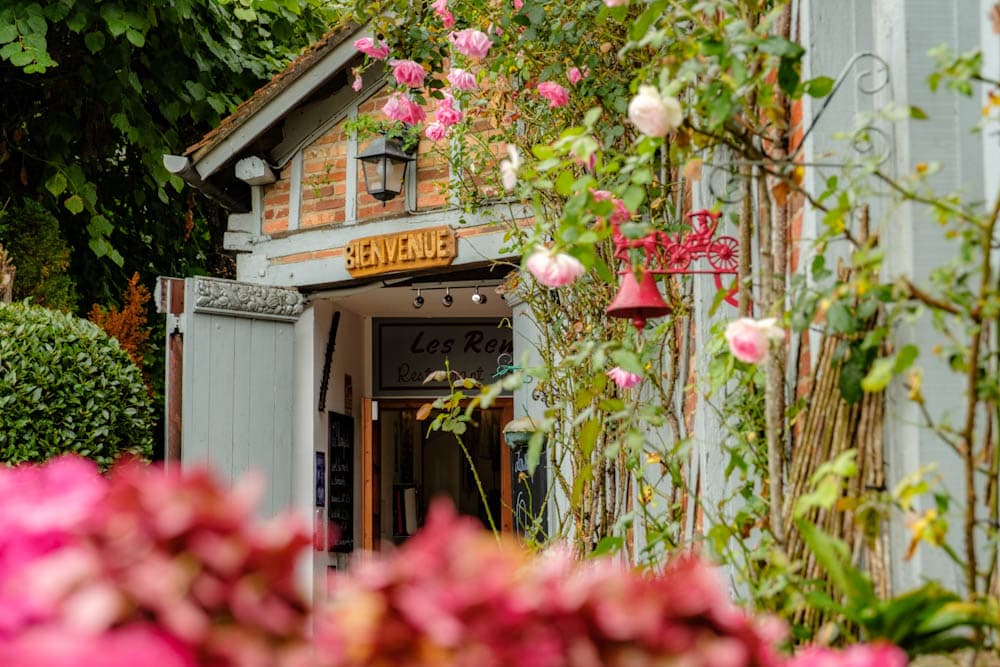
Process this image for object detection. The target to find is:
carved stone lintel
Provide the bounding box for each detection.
[192,276,304,322]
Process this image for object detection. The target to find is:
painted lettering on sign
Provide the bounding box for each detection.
[373,319,514,396]
[344,226,456,277]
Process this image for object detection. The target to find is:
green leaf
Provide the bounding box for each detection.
[590,536,623,557]
[802,75,834,98]
[0,24,17,44]
[45,173,67,197]
[610,348,644,375]
[84,31,105,53]
[861,356,895,393]
[63,195,84,214]
[125,29,144,47]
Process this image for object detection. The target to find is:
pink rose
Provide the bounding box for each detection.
[450,29,492,59]
[431,0,455,28]
[567,66,587,85]
[591,189,631,226]
[447,68,478,91]
[536,81,569,108]
[351,75,363,92]
[628,85,683,137]
[724,317,783,364]
[425,122,448,142]
[354,37,390,60]
[604,0,628,5]
[392,60,426,88]
[525,247,585,287]
[606,367,642,389]
[382,93,427,125]
[513,0,524,9]
[436,92,463,127]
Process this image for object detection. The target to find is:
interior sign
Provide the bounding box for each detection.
[373,318,513,396]
[344,226,456,278]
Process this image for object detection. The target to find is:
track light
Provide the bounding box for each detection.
[442,288,453,307]
[413,289,424,308]
[471,287,487,304]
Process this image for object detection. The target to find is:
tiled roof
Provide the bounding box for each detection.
[184,21,360,161]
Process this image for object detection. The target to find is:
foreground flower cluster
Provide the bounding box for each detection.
[0,456,310,667]
[317,501,786,667]
[0,457,908,667]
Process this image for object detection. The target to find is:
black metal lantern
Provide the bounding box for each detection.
[356,135,415,205]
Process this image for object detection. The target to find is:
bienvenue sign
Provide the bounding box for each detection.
[373,318,513,396]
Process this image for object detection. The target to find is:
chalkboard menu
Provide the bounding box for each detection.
[511,444,547,541]
[327,412,354,553]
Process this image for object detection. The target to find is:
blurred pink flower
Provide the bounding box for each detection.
[604,0,628,5]
[391,59,426,88]
[567,66,588,85]
[436,92,463,127]
[315,500,786,667]
[447,68,477,91]
[0,624,196,667]
[725,317,783,364]
[537,81,570,108]
[425,121,448,142]
[513,0,524,9]
[353,37,389,60]
[351,75,363,92]
[382,93,427,125]
[606,367,642,389]
[628,85,683,137]
[500,144,520,191]
[591,189,631,226]
[450,29,492,58]
[431,0,455,28]
[787,643,908,667]
[525,247,585,287]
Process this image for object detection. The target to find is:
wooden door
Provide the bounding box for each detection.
[361,398,381,551]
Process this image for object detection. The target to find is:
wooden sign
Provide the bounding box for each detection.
[344,226,456,278]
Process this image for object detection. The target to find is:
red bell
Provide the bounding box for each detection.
[606,270,671,330]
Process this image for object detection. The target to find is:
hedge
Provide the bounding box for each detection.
[0,302,153,466]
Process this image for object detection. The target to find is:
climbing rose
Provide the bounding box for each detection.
[431,0,455,28]
[787,643,908,667]
[425,122,448,142]
[628,85,683,137]
[591,189,631,226]
[382,93,426,125]
[447,68,477,91]
[606,367,642,389]
[450,29,492,59]
[499,145,521,191]
[392,60,426,88]
[351,76,363,92]
[567,66,587,85]
[725,317,783,364]
[536,81,569,108]
[436,92,463,127]
[353,37,389,60]
[525,247,585,287]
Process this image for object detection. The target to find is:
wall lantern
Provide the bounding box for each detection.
[503,416,538,450]
[356,135,415,205]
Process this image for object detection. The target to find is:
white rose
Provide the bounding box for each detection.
[627,85,683,138]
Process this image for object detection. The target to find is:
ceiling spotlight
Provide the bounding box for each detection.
[471,287,487,304]
[442,288,453,307]
[413,289,424,309]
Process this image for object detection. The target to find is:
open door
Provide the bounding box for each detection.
[159,276,304,517]
[361,398,379,551]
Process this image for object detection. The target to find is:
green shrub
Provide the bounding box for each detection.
[0,200,78,311]
[0,302,153,466]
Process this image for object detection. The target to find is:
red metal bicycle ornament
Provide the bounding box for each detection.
[606,209,740,331]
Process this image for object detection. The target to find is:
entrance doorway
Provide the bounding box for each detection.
[362,399,513,549]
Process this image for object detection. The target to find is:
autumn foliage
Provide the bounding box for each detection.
[89,272,151,369]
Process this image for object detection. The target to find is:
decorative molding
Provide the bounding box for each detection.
[192,276,304,321]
